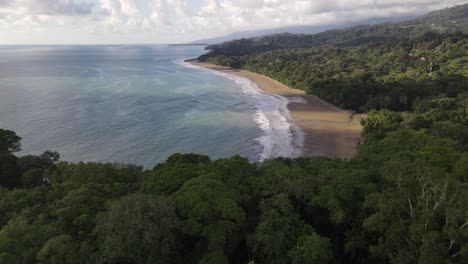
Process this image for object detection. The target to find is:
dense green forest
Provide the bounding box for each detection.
[199,4,468,112]
[1,93,467,263]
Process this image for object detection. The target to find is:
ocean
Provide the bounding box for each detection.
[0,45,298,168]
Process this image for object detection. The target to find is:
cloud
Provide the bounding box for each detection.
[164,0,466,40]
[0,0,466,44]
[0,0,13,6]
[17,0,94,16]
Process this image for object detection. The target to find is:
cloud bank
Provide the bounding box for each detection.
[0,0,466,44]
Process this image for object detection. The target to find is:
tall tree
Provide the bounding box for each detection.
[93,194,182,264]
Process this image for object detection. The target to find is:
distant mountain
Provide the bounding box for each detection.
[191,25,337,45]
[395,3,468,35]
[202,3,468,56]
[168,43,208,47]
[190,16,417,45]
[192,4,468,46]
[198,4,468,114]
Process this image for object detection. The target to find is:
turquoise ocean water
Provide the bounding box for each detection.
[0,45,299,168]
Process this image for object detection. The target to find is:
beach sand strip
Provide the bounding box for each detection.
[190,61,363,159]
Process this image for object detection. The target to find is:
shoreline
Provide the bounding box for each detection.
[187,60,363,159]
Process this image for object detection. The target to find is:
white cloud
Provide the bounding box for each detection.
[0,0,13,6]
[0,0,466,44]
[16,0,94,15]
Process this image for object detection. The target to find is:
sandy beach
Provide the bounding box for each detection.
[189,60,363,159]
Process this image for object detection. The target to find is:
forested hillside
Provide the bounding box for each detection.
[202,32,467,111]
[0,93,467,263]
[199,4,468,112]
[203,4,468,56]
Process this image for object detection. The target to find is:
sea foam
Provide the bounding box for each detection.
[181,60,303,160]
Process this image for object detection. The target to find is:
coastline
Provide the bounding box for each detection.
[187,60,363,159]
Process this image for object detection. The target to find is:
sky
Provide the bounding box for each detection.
[0,0,466,44]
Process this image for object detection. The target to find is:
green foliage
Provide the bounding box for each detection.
[288,233,333,264]
[362,109,402,140]
[17,150,60,173]
[0,188,47,227]
[36,235,80,264]
[0,216,59,263]
[165,153,211,166]
[93,194,181,264]
[249,194,312,264]
[142,154,210,195]
[0,152,20,188]
[198,251,229,264]
[454,154,468,181]
[0,129,22,188]
[21,168,45,188]
[174,177,245,252]
[0,129,21,153]
[0,148,145,263]
[405,93,468,145]
[363,160,466,263]
[54,187,108,237]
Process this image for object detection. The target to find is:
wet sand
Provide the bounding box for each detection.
[189,61,363,159]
